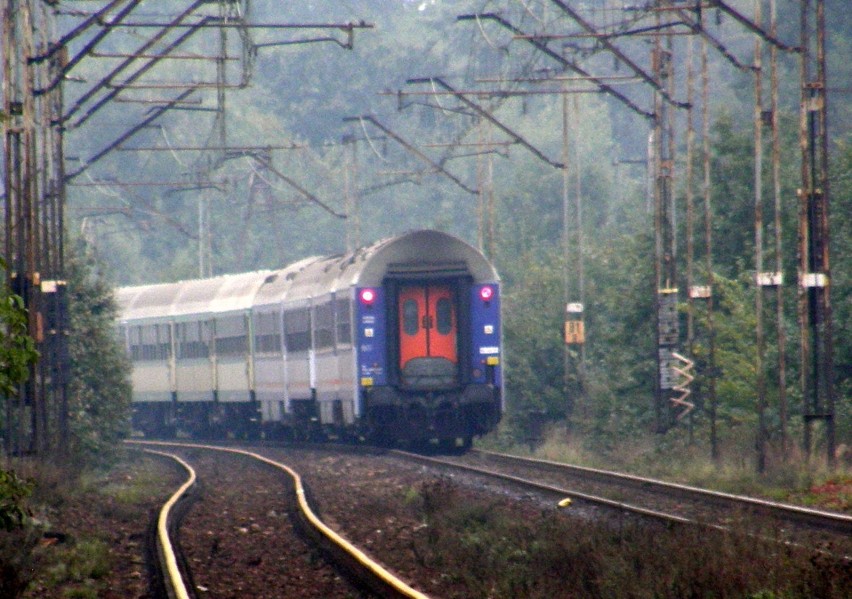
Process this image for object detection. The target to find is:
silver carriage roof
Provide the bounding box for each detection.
[115,270,276,322]
[116,230,499,322]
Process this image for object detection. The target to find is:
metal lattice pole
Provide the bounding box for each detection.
[798,0,835,468]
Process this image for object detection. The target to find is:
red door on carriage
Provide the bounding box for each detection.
[398,284,457,385]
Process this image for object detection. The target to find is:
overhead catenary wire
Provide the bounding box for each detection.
[475,12,502,51]
[346,115,478,195]
[430,78,455,118]
[458,12,654,120]
[516,0,546,25]
[160,126,187,167]
[249,153,346,219]
[2,0,378,460]
[359,117,390,162]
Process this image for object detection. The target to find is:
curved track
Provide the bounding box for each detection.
[472,450,852,535]
[142,449,197,599]
[393,448,852,549]
[128,440,430,599]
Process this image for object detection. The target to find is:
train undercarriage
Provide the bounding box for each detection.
[131,383,500,453]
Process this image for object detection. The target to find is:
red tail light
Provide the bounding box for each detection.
[359,288,376,305]
[479,286,494,301]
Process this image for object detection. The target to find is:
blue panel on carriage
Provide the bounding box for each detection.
[355,287,387,387]
[470,284,501,385]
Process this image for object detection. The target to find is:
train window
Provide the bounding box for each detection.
[436,297,453,334]
[284,308,311,352]
[196,322,210,358]
[140,325,159,361]
[215,315,247,357]
[216,335,247,356]
[335,297,351,345]
[178,321,210,359]
[129,326,142,361]
[127,324,169,362]
[254,312,281,354]
[155,324,170,360]
[176,323,187,359]
[403,299,419,336]
[144,326,153,360]
[314,302,334,349]
[115,325,127,351]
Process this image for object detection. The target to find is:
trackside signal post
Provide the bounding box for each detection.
[564,303,585,345]
[564,302,585,423]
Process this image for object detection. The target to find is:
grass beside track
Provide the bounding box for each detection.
[485,431,851,514]
[1,452,180,599]
[408,476,850,599]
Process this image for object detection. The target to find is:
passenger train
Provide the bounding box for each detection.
[116,230,503,449]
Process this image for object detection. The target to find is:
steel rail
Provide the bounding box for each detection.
[127,440,430,599]
[470,449,852,536]
[142,449,196,599]
[391,449,692,525]
[390,448,852,547]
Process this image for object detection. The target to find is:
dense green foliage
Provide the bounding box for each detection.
[0,260,39,399]
[66,244,133,467]
[830,140,852,447]
[0,469,32,533]
[0,266,37,599]
[0,259,38,536]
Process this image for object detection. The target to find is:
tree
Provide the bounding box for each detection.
[66,243,132,467]
[0,260,38,400]
[829,138,851,448]
[0,470,31,532]
[581,230,658,442]
[0,257,38,543]
[499,247,567,441]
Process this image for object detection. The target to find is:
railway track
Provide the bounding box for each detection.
[141,449,197,599]
[128,440,429,599]
[393,448,852,550]
[123,440,849,597]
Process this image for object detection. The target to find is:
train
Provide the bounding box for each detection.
[115,229,503,450]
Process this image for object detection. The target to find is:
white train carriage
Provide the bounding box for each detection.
[117,271,274,436]
[116,230,503,445]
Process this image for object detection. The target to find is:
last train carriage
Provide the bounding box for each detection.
[116,230,503,449]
